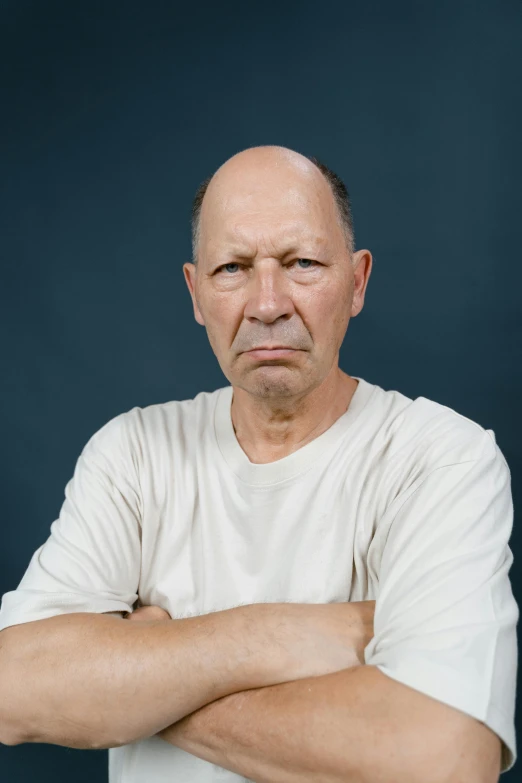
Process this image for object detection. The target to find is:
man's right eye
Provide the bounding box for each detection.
[216,263,242,274]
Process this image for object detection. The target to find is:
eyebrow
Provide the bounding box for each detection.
[218,234,328,262]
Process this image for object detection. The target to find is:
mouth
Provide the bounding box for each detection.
[245,348,298,360]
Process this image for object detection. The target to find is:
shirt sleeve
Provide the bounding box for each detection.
[0,412,141,631]
[364,428,518,774]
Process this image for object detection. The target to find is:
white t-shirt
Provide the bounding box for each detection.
[0,376,517,779]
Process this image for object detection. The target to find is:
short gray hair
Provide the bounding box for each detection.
[190,155,355,265]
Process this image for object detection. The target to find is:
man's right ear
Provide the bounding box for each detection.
[183,262,205,326]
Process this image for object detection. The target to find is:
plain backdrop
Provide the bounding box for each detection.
[1,0,521,780]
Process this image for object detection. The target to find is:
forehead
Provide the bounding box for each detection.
[200,176,340,256]
[216,224,328,261]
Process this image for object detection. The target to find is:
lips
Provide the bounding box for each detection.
[247,347,294,351]
[245,348,297,360]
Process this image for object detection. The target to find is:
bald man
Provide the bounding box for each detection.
[0,146,516,783]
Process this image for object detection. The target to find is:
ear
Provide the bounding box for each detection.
[183,262,205,326]
[350,250,373,318]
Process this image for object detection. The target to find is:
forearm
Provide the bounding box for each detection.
[2,607,281,750]
[158,666,372,782]
[157,665,456,783]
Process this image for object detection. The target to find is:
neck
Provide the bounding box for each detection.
[230,369,358,464]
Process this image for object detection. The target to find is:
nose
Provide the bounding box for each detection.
[243,261,295,324]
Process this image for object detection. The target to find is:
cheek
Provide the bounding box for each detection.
[309,286,348,319]
[204,299,239,345]
[204,290,237,318]
[313,289,352,341]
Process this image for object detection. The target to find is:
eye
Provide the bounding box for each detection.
[214,259,319,274]
[293,258,318,269]
[215,263,242,274]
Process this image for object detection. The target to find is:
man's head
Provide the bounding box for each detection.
[183,145,372,401]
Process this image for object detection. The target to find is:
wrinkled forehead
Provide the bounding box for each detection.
[199,176,341,258]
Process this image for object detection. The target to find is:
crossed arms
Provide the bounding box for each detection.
[1,445,511,782]
[132,602,501,783]
[0,598,502,783]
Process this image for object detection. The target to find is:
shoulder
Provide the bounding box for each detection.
[121,386,221,440]
[396,392,493,461]
[85,387,224,469]
[366,382,504,498]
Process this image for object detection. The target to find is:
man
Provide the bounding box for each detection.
[0,146,516,782]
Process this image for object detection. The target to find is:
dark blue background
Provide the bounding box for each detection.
[1,0,521,780]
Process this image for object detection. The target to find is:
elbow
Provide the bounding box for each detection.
[0,724,25,746]
[0,681,24,746]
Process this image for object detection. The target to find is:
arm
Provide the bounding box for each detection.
[157,660,501,783]
[0,592,370,751]
[125,606,499,783]
[0,604,290,750]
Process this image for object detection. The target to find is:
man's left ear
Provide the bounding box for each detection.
[350,249,373,318]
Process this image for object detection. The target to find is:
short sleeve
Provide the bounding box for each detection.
[0,412,141,631]
[364,429,518,774]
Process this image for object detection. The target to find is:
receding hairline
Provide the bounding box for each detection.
[191,150,355,264]
[209,146,323,186]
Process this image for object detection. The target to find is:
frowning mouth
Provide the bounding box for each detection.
[245,348,298,360]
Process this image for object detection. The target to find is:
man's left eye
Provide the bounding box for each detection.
[294,258,317,268]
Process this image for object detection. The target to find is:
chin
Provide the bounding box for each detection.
[246,372,311,399]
